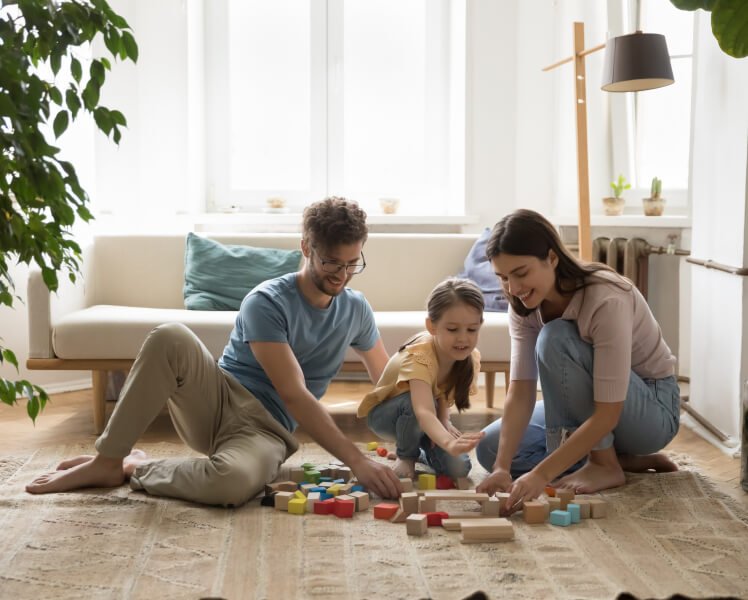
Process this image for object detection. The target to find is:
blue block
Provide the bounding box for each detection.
[320,492,333,501]
[351,485,365,492]
[567,503,581,523]
[550,510,572,527]
[310,486,326,493]
[333,478,345,484]
[318,476,333,482]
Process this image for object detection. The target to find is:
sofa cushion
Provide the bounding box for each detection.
[183,233,302,310]
[458,227,508,312]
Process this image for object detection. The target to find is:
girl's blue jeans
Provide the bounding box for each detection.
[366,391,471,480]
[476,319,681,478]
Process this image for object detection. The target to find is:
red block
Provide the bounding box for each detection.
[545,486,556,497]
[314,498,336,515]
[425,511,450,527]
[376,447,388,457]
[334,498,355,518]
[373,502,400,520]
[435,475,455,490]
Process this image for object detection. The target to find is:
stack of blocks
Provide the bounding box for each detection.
[524,487,608,526]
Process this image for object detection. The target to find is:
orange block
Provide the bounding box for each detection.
[373,502,400,520]
[544,486,556,497]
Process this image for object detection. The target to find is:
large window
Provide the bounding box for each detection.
[612,1,694,210]
[205,0,465,215]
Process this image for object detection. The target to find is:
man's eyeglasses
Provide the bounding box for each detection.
[313,249,366,275]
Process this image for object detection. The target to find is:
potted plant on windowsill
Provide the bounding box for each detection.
[643,177,666,216]
[603,174,630,215]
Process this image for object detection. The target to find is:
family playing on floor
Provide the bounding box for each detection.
[26,197,680,511]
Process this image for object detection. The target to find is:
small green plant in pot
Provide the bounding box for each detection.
[603,174,630,215]
[643,177,666,216]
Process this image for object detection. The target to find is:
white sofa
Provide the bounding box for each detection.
[27,232,510,432]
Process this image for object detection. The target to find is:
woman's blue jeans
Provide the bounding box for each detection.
[476,319,681,478]
[366,391,471,479]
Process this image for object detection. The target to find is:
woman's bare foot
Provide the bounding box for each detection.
[555,447,626,494]
[26,455,126,494]
[56,455,95,470]
[618,452,678,473]
[392,457,416,480]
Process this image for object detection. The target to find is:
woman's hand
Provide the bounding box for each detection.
[444,431,485,457]
[476,467,512,495]
[506,470,547,513]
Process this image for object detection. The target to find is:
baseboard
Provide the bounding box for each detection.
[14,378,92,398]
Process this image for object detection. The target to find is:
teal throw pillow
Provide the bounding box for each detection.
[183,233,302,310]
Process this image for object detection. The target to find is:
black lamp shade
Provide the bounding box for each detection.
[601,32,674,92]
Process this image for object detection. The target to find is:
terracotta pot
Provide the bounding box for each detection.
[602,196,625,216]
[643,197,665,216]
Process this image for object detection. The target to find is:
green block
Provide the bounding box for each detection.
[305,470,321,483]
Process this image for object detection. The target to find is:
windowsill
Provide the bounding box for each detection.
[551,214,691,228]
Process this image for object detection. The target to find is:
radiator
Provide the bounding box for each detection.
[591,237,650,298]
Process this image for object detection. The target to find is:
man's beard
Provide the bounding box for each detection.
[310,269,349,297]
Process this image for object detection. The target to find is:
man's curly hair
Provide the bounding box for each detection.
[302,197,368,251]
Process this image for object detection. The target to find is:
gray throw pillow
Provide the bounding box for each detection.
[458,227,508,312]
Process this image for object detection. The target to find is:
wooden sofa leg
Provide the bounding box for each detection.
[92,370,108,434]
[484,371,495,409]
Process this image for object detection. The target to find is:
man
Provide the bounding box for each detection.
[27,197,402,504]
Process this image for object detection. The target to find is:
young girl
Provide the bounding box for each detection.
[358,278,486,480]
[475,209,680,508]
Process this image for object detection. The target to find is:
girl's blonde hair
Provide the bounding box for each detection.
[400,278,484,411]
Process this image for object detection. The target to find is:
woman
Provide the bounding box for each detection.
[475,209,680,508]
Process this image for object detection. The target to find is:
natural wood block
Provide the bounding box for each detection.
[290,467,306,483]
[548,497,562,511]
[418,496,436,513]
[401,492,419,515]
[495,492,510,512]
[588,498,607,518]
[557,489,575,510]
[573,498,591,519]
[300,484,316,495]
[522,500,547,524]
[267,481,298,494]
[419,491,490,502]
[460,518,514,543]
[444,511,483,519]
[481,497,501,516]
[456,477,471,490]
[350,491,370,511]
[274,491,294,511]
[406,514,428,536]
[399,478,414,493]
[336,467,352,482]
[390,508,408,523]
[306,492,321,512]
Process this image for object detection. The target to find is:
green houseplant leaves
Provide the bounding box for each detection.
[0,0,138,422]
[670,0,748,58]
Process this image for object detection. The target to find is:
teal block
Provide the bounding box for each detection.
[567,503,581,523]
[550,510,572,527]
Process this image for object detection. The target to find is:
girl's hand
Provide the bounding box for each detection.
[506,470,547,513]
[444,421,462,438]
[476,468,512,495]
[444,431,485,457]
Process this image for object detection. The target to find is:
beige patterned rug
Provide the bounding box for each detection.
[1,442,746,600]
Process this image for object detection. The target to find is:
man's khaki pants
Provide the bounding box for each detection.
[95,323,299,506]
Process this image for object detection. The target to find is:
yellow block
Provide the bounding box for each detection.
[327,484,341,497]
[288,498,306,515]
[418,474,436,490]
[294,490,306,500]
[366,441,379,451]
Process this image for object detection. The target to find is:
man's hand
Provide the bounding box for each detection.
[348,455,402,499]
[444,431,485,457]
[476,467,512,496]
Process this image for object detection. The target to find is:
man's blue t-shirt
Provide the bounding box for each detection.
[218,272,379,432]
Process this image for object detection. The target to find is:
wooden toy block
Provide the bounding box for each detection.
[338,483,354,495]
[320,492,333,501]
[301,462,316,470]
[351,485,365,493]
[550,510,571,527]
[441,519,464,531]
[317,465,332,478]
[399,478,414,493]
[417,473,436,490]
[481,497,501,517]
[367,441,379,451]
[309,486,326,494]
[350,491,370,511]
[435,475,455,489]
[456,477,471,490]
[376,447,388,457]
[314,498,335,515]
[319,481,334,489]
[573,498,591,519]
[567,503,581,523]
[373,503,400,520]
[420,491,490,503]
[444,511,483,519]
[556,489,575,510]
[300,483,317,495]
[495,492,510,512]
[588,498,607,518]
[290,467,307,483]
[418,496,437,513]
[390,508,408,523]
[522,500,547,524]
[460,518,514,543]
[274,491,295,511]
[306,492,321,512]
[294,490,306,500]
[336,467,353,482]
[406,513,428,536]
[544,486,556,497]
[305,470,321,484]
[387,452,397,461]
[334,498,355,518]
[401,492,419,515]
[267,481,299,494]
[425,511,450,527]
[327,484,342,497]
[441,515,488,531]
[336,493,355,503]
[288,498,306,515]
[547,497,562,511]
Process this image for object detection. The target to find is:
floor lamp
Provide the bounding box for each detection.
[543,23,674,261]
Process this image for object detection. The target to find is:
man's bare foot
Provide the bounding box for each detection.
[123,449,149,477]
[618,452,678,473]
[26,455,126,494]
[555,447,625,494]
[56,455,95,470]
[392,458,416,480]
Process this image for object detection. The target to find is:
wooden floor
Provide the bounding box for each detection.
[2,381,745,506]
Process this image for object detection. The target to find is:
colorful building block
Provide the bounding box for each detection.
[288,498,306,515]
[373,502,400,520]
[435,475,455,489]
[367,441,379,451]
[376,447,388,457]
[418,473,436,490]
[556,489,575,510]
[313,498,335,515]
[425,511,450,527]
[550,510,572,527]
[334,498,355,518]
[567,503,581,523]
